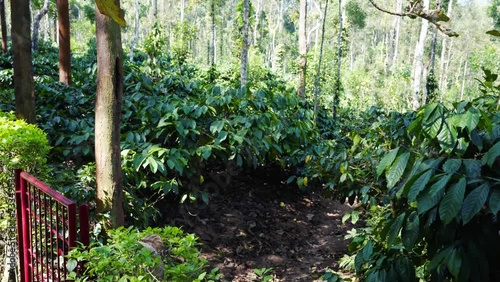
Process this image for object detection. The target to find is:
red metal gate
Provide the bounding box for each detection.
[15,170,89,282]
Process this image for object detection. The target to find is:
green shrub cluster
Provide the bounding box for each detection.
[338,71,500,281]
[0,111,50,258]
[67,226,220,282]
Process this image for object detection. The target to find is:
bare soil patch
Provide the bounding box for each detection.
[160,170,353,281]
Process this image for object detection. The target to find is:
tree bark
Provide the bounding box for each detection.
[57,0,71,85]
[95,1,125,228]
[411,0,430,110]
[0,0,7,54]
[297,0,307,98]
[240,0,249,87]
[32,0,50,51]
[10,0,36,123]
[314,0,329,119]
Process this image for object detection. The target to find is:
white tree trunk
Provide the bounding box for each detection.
[439,0,453,90]
[297,0,307,97]
[411,0,430,110]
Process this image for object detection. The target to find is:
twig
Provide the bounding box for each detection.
[368,0,408,17]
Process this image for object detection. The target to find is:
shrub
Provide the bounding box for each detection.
[67,226,221,282]
[0,111,50,265]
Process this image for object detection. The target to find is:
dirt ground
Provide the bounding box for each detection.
[161,169,354,281]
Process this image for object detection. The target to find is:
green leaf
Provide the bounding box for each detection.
[408,170,434,202]
[422,103,444,139]
[215,131,228,145]
[488,188,500,215]
[464,159,481,178]
[401,211,420,249]
[486,29,500,36]
[387,212,406,247]
[461,183,490,224]
[481,141,500,167]
[394,256,416,282]
[429,247,453,270]
[446,248,462,278]
[442,159,462,174]
[417,174,452,215]
[209,120,225,134]
[439,177,466,224]
[386,151,411,189]
[376,147,400,177]
[452,108,480,131]
[437,121,457,153]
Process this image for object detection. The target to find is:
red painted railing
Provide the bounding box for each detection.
[15,170,89,282]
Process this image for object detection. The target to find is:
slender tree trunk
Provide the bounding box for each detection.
[333,0,342,118]
[460,57,468,101]
[32,0,50,51]
[387,0,403,74]
[411,0,430,110]
[95,1,125,228]
[152,0,157,19]
[129,0,139,62]
[253,0,262,44]
[392,0,403,66]
[439,0,453,91]
[240,0,249,87]
[209,0,215,66]
[0,0,7,54]
[314,0,328,119]
[10,0,35,123]
[180,0,185,22]
[57,0,71,85]
[297,0,307,97]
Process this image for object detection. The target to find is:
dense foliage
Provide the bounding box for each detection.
[1,32,499,279]
[0,111,50,270]
[67,226,220,281]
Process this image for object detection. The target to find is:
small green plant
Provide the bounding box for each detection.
[67,226,221,282]
[252,267,274,282]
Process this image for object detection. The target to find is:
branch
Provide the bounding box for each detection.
[368,0,459,37]
[368,0,407,17]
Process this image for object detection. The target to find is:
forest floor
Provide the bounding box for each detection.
[160,168,354,281]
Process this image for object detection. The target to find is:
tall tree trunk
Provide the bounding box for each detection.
[333,0,342,118]
[314,0,329,119]
[253,0,262,44]
[129,0,139,62]
[152,0,157,19]
[392,0,403,67]
[411,0,430,110]
[386,0,403,74]
[10,0,35,123]
[57,0,71,85]
[209,0,215,66]
[181,0,185,22]
[439,0,453,91]
[460,57,468,101]
[32,0,50,51]
[0,0,7,54]
[240,0,249,87]
[95,1,125,228]
[297,0,307,97]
